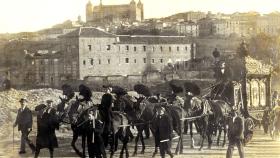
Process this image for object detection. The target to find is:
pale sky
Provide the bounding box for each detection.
[1,0,280,33]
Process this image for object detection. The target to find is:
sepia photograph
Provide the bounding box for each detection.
[0,0,280,157]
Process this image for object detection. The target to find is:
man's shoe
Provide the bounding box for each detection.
[19,151,26,154]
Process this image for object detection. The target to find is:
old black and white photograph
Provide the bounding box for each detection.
[0,0,280,157]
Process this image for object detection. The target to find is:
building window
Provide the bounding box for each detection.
[99,59,101,64]
[125,58,129,63]
[88,45,92,51]
[153,47,155,52]
[40,76,44,82]
[67,46,71,52]
[90,59,93,65]
[152,59,155,63]
[134,59,137,63]
[40,60,44,65]
[169,47,172,52]
[177,46,180,51]
[108,59,110,64]
[160,59,163,63]
[83,60,86,65]
[134,46,137,51]
[160,46,163,52]
[126,45,129,51]
[107,45,111,50]
[143,58,146,63]
[185,46,188,51]
[143,46,146,51]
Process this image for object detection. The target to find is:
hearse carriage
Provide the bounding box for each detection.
[224,56,273,122]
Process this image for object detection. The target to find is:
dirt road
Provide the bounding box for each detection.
[0,126,279,158]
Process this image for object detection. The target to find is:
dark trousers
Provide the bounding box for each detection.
[226,139,244,158]
[159,141,173,158]
[89,133,107,158]
[20,129,35,152]
[262,121,269,134]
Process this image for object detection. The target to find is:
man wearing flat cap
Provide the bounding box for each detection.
[13,98,35,154]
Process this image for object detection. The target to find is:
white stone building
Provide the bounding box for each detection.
[59,27,195,80]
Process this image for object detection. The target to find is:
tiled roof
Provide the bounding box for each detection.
[59,27,116,38]
[117,35,191,44]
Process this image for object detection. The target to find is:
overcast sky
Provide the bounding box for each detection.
[1,0,280,33]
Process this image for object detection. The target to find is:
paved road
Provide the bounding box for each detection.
[0,128,279,158]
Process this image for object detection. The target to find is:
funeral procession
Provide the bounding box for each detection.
[1,0,280,158]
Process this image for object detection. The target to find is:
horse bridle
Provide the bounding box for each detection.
[137,98,148,119]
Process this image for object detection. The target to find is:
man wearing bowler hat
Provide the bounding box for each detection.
[13,98,35,154]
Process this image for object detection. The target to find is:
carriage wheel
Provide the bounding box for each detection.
[244,118,254,144]
[246,118,255,131]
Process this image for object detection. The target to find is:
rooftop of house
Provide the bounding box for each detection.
[117,35,191,44]
[59,27,116,38]
[60,27,192,44]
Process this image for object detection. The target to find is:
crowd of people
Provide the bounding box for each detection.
[12,84,280,158]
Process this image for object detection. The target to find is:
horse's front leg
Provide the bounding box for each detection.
[152,131,159,158]
[120,139,125,158]
[82,135,86,158]
[71,132,83,157]
[110,133,115,158]
[180,121,184,154]
[133,128,141,156]
[222,124,228,147]
[207,130,213,149]
[217,127,222,146]
[199,119,208,151]
[123,130,130,158]
[190,122,195,149]
[140,131,145,154]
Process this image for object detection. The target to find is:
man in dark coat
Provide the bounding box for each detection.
[262,106,271,134]
[13,98,35,154]
[226,110,244,158]
[155,106,173,158]
[99,93,114,148]
[34,100,59,158]
[89,106,107,158]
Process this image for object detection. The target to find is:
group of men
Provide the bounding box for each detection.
[13,85,248,158]
[14,98,58,158]
[262,98,280,136]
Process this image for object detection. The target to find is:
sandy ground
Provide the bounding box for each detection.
[0,89,279,157]
[0,126,279,158]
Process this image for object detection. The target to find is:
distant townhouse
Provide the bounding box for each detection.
[24,50,63,87]
[174,22,199,37]
[256,12,280,36]
[198,17,248,37]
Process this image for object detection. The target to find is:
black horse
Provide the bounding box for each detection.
[67,98,95,157]
[133,96,185,156]
[58,84,99,158]
[109,111,131,158]
[98,92,133,158]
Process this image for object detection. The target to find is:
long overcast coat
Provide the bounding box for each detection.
[36,108,59,149]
